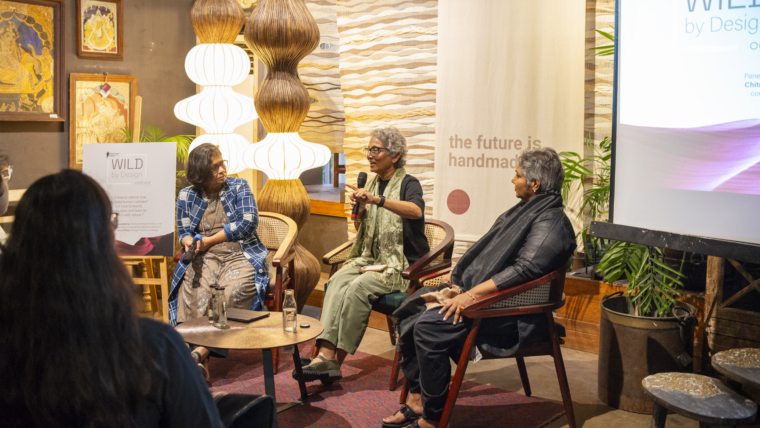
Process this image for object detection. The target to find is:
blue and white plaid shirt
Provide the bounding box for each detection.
[168,177,269,326]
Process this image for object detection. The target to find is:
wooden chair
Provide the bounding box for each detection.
[399,267,577,428]
[174,212,297,373]
[318,219,456,390]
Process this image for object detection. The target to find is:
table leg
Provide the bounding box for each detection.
[262,348,279,428]
[651,402,667,428]
[292,343,309,402]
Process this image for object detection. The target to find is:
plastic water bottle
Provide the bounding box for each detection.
[208,287,216,325]
[282,289,297,332]
[212,286,227,329]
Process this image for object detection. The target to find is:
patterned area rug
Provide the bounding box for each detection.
[209,341,565,428]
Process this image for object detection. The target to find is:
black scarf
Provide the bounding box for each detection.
[452,193,564,290]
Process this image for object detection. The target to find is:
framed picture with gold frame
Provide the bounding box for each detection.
[69,73,137,169]
[76,0,122,60]
[0,0,65,121]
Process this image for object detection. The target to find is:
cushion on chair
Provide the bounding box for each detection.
[376,291,407,309]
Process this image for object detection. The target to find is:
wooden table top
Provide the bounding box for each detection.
[642,373,757,425]
[176,313,323,350]
[712,348,760,389]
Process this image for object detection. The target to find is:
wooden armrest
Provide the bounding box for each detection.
[273,248,296,267]
[464,302,563,319]
[271,235,297,269]
[461,270,561,315]
[323,239,355,265]
[173,247,184,263]
[417,267,454,287]
[402,221,455,281]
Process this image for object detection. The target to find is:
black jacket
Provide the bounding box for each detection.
[395,201,576,357]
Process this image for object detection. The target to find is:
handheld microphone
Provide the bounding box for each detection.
[350,172,368,221]
[181,233,203,264]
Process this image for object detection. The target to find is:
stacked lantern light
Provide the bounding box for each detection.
[239,0,329,316]
[174,0,255,174]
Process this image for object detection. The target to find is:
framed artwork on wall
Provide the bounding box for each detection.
[0,0,65,121]
[69,73,137,169]
[76,0,122,60]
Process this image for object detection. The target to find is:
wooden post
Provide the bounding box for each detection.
[132,96,142,142]
[701,256,724,372]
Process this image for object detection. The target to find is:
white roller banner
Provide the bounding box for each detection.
[84,142,177,257]
[433,0,586,241]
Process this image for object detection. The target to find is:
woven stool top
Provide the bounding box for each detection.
[713,348,760,389]
[642,373,756,425]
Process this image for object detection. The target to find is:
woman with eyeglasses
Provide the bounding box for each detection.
[0,170,222,427]
[293,126,429,384]
[169,143,269,370]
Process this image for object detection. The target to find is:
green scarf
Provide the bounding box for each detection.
[345,168,409,292]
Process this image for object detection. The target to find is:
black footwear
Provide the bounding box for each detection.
[291,355,342,384]
[381,404,421,428]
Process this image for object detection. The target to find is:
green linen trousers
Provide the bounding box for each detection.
[316,266,396,354]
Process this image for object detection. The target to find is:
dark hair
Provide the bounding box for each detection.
[0,170,154,428]
[186,143,221,193]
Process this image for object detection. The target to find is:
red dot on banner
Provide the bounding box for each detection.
[447,190,470,215]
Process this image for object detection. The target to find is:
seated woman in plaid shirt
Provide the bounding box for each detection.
[169,143,269,373]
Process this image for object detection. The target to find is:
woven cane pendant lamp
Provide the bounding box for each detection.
[239,0,328,311]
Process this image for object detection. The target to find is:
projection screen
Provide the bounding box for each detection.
[612,0,760,246]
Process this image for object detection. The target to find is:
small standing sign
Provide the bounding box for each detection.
[83,142,176,257]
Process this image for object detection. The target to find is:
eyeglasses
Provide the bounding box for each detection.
[1,165,12,181]
[211,159,228,173]
[362,147,389,157]
[111,213,119,230]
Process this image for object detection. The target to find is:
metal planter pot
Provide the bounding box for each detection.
[598,293,697,414]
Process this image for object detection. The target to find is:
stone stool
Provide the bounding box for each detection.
[642,373,756,428]
[712,348,760,392]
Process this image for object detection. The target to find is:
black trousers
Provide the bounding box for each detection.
[398,308,470,421]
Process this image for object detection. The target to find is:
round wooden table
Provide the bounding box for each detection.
[712,348,760,391]
[642,373,756,428]
[176,313,323,428]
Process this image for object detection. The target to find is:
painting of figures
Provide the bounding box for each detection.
[0,0,64,121]
[69,73,137,169]
[76,0,122,59]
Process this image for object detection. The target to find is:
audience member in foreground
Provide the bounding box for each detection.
[382,148,577,428]
[294,126,429,384]
[0,170,222,428]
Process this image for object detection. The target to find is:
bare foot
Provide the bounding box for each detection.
[416,419,438,428]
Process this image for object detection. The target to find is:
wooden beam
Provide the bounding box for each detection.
[702,256,724,372]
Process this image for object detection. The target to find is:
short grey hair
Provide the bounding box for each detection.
[518,147,564,195]
[370,126,407,168]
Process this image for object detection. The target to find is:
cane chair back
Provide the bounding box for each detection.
[424,223,448,267]
[258,214,294,251]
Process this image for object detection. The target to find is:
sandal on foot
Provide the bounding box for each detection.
[381,404,421,428]
[291,355,342,383]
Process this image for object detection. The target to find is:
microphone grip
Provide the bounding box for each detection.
[181,234,202,264]
[350,199,362,220]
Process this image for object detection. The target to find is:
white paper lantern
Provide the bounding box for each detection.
[175,43,257,174]
[239,133,331,180]
[189,134,249,174]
